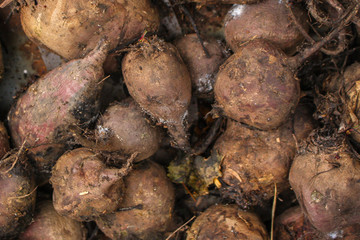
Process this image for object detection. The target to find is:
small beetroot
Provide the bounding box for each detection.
[50,148,133,221]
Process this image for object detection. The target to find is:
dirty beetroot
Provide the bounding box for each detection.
[1,0,360,239]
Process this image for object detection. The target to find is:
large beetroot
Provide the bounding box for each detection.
[8,40,109,182]
[289,129,360,236]
[20,0,159,60]
[122,38,192,150]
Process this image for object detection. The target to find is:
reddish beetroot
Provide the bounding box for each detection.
[50,148,132,221]
[0,151,36,239]
[214,39,300,130]
[19,201,87,240]
[224,0,308,53]
[8,41,109,181]
[289,130,360,235]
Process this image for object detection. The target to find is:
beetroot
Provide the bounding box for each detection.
[8,40,109,182]
[214,119,296,207]
[0,151,36,239]
[186,204,269,239]
[19,201,87,240]
[289,130,360,235]
[20,0,159,60]
[224,0,308,53]
[96,160,175,239]
[122,38,192,150]
[214,39,300,130]
[50,148,132,221]
[93,98,163,161]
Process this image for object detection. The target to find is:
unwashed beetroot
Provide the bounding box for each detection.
[224,0,308,53]
[274,206,322,240]
[93,98,163,161]
[293,99,317,142]
[289,129,360,235]
[8,40,109,182]
[96,160,175,239]
[50,148,132,221]
[175,33,226,97]
[19,200,87,240]
[186,204,269,240]
[214,119,296,207]
[0,122,10,159]
[0,151,36,239]
[214,39,300,130]
[20,0,159,60]
[122,38,192,150]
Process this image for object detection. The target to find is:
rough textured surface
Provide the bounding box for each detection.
[96,161,175,240]
[122,38,192,150]
[20,0,159,60]
[343,62,360,144]
[0,122,10,159]
[0,152,36,239]
[51,148,127,221]
[94,98,163,161]
[214,39,300,130]
[8,41,108,182]
[289,132,360,235]
[214,119,296,207]
[274,206,322,240]
[19,200,87,240]
[224,0,308,53]
[186,204,269,240]
[175,33,225,97]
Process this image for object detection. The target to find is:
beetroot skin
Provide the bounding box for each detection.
[51,148,130,221]
[8,41,109,181]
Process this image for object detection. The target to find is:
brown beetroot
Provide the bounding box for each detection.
[214,39,300,130]
[8,41,109,182]
[94,98,163,161]
[289,130,360,235]
[122,38,192,150]
[0,151,36,239]
[96,161,175,239]
[214,119,296,207]
[0,122,10,159]
[50,148,131,221]
[186,204,269,240]
[224,0,308,53]
[20,0,159,60]
[19,200,87,240]
[175,33,225,97]
[274,206,322,240]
